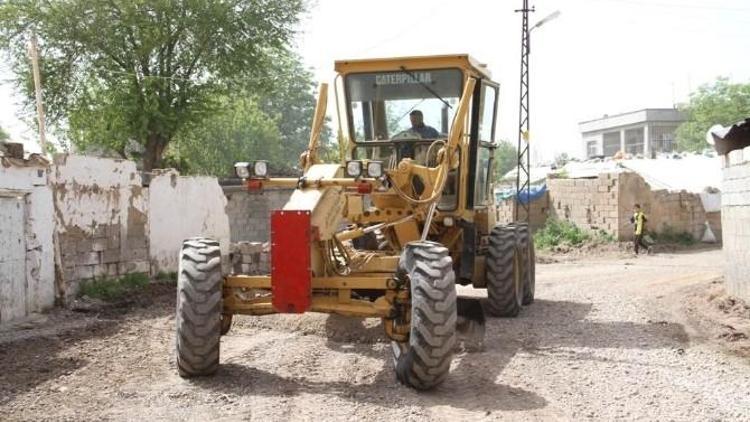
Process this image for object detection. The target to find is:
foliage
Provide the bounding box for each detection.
[154,271,177,283]
[0,0,304,170]
[78,273,149,301]
[676,77,750,152]
[534,219,614,250]
[0,125,8,141]
[493,140,517,181]
[653,225,695,245]
[169,54,332,177]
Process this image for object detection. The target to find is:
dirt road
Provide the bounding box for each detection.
[2,248,750,421]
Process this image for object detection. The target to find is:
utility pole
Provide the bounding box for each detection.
[29,32,48,155]
[514,1,533,222]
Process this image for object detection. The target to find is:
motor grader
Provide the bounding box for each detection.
[175,54,535,390]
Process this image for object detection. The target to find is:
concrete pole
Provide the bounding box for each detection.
[29,33,47,155]
[619,129,626,154]
[643,125,650,157]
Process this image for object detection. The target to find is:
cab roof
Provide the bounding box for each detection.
[334,54,493,79]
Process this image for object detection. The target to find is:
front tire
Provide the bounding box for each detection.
[392,241,457,390]
[485,225,523,317]
[176,237,222,377]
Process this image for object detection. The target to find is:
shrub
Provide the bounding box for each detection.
[79,273,150,301]
[534,219,614,249]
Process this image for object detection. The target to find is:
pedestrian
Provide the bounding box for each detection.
[630,204,650,255]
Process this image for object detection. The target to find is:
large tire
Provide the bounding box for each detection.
[515,224,536,305]
[176,237,222,377]
[485,225,523,317]
[392,241,457,390]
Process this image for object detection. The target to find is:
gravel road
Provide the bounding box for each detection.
[2,248,749,421]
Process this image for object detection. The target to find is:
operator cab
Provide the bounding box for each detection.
[335,54,499,211]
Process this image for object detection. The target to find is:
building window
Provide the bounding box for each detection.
[624,128,644,155]
[602,132,620,157]
[587,140,599,157]
[649,125,677,153]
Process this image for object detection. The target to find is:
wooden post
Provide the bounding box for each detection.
[29,33,47,155]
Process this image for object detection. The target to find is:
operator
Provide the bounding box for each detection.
[409,110,440,139]
[630,204,651,255]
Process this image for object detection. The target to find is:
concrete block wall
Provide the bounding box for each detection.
[229,241,269,275]
[225,188,294,242]
[495,191,549,232]
[721,147,750,302]
[50,154,150,299]
[547,174,621,237]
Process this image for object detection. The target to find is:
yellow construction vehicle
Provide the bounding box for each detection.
[175,54,535,390]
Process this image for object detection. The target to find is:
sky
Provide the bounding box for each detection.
[3,0,750,161]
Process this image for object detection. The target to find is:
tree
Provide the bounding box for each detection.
[169,53,333,177]
[676,77,750,152]
[0,0,304,170]
[493,140,517,181]
[0,125,8,141]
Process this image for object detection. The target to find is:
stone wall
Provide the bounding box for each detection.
[225,188,294,242]
[50,154,149,299]
[148,170,231,274]
[0,156,55,323]
[721,148,750,302]
[495,192,549,232]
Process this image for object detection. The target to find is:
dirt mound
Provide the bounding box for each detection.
[680,279,750,356]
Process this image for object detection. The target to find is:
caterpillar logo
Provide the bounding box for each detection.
[375,72,432,86]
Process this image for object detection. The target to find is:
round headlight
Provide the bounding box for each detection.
[253,160,268,178]
[234,162,251,179]
[366,161,383,178]
[346,160,363,178]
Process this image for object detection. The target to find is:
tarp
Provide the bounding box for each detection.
[495,184,547,204]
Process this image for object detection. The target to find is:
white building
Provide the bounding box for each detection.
[579,108,685,158]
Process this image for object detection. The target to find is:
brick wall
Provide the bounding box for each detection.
[495,191,549,232]
[547,172,713,241]
[547,174,621,237]
[721,148,750,302]
[225,188,294,242]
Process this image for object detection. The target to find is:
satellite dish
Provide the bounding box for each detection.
[705,124,723,146]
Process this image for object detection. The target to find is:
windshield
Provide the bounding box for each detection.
[346,68,463,142]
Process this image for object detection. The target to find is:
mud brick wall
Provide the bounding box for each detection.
[225,188,294,242]
[229,241,269,274]
[51,155,149,299]
[721,148,750,302]
[495,192,549,232]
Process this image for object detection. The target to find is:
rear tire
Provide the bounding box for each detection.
[176,237,222,377]
[392,241,457,390]
[485,225,523,317]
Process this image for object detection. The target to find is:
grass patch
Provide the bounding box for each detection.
[653,226,695,245]
[78,273,150,301]
[155,270,177,283]
[535,219,614,250]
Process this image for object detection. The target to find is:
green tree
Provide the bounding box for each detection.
[169,53,332,177]
[0,0,304,170]
[493,140,517,181]
[0,125,8,141]
[676,77,750,152]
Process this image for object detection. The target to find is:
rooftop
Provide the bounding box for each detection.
[579,108,685,133]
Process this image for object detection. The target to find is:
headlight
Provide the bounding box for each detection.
[234,162,251,179]
[366,161,383,178]
[346,160,363,178]
[253,160,268,178]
